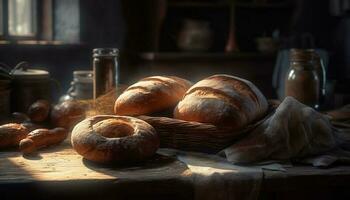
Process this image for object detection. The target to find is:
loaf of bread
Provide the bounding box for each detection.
[0,123,28,148]
[51,100,86,130]
[114,76,192,116]
[19,127,68,154]
[27,100,51,122]
[174,74,268,130]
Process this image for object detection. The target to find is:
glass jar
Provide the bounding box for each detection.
[93,48,119,99]
[59,70,93,103]
[285,49,320,109]
[308,50,326,104]
[177,19,213,52]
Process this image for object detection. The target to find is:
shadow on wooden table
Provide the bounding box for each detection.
[82,153,181,172]
[0,142,194,200]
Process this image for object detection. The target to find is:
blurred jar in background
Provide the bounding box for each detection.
[177,19,213,52]
[308,49,327,105]
[285,49,320,109]
[59,70,93,103]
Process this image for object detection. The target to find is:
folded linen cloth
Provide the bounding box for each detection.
[222,96,350,167]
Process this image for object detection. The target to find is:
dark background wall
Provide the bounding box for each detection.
[0,0,349,102]
[0,0,125,99]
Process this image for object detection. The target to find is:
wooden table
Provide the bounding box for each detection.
[261,165,350,199]
[1,142,350,200]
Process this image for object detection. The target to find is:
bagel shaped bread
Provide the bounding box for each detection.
[114,76,192,116]
[174,74,268,130]
[71,115,159,163]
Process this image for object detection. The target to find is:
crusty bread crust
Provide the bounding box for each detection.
[0,123,28,148]
[71,115,159,163]
[19,128,68,154]
[114,76,192,116]
[174,74,268,130]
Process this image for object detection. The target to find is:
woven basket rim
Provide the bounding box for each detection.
[138,103,275,135]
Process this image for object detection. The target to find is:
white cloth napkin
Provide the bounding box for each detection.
[222,97,350,167]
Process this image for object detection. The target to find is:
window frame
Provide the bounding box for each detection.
[0,0,3,36]
[0,0,8,40]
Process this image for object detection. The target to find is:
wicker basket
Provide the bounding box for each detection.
[85,89,277,153]
[138,105,275,154]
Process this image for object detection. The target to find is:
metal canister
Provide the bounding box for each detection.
[92,48,119,99]
[0,80,11,120]
[11,68,51,112]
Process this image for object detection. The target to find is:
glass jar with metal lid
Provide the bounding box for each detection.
[59,70,93,103]
[285,49,320,109]
[93,48,119,99]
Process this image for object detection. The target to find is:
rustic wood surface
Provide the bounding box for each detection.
[261,166,350,199]
[0,141,350,200]
[0,141,193,200]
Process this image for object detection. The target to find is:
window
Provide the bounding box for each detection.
[0,0,39,40]
[0,0,3,36]
[8,0,37,36]
[0,0,80,44]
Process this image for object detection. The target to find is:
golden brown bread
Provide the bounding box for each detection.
[0,123,29,148]
[19,127,68,154]
[50,100,86,130]
[71,115,159,163]
[174,74,268,130]
[114,76,192,116]
[27,100,51,122]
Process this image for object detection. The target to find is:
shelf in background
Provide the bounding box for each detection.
[235,1,292,9]
[0,40,87,52]
[140,52,276,62]
[0,40,84,46]
[167,1,229,8]
[167,1,292,9]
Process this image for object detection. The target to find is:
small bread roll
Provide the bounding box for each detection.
[19,127,68,154]
[174,74,268,130]
[50,101,86,130]
[0,123,28,148]
[114,76,192,116]
[27,100,51,122]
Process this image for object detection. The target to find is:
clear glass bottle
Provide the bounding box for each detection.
[93,48,119,99]
[285,49,320,109]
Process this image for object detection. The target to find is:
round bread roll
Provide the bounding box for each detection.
[71,115,159,163]
[114,76,192,116]
[0,123,29,148]
[174,74,268,130]
[27,99,51,122]
[51,100,86,130]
